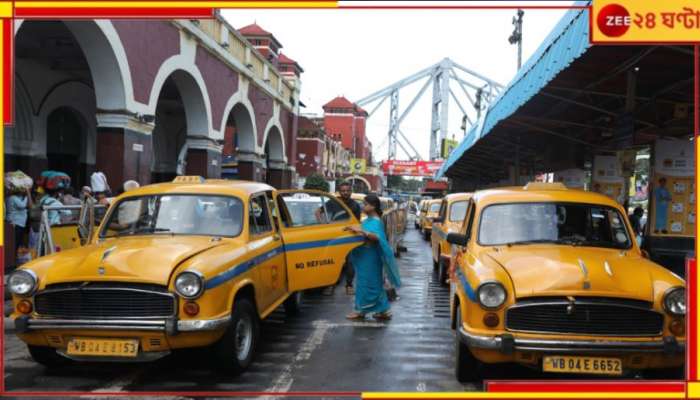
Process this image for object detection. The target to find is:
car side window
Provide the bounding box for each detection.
[439,200,447,220]
[249,194,273,235]
[279,192,351,227]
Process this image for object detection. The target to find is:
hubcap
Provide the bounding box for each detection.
[234,315,253,362]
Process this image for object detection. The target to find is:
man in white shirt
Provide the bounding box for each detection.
[90,171,110,194]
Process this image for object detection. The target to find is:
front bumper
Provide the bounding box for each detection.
[459,327,686,355]
[14,315,231,335]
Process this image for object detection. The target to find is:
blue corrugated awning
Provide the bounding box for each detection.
[437,2,591,179]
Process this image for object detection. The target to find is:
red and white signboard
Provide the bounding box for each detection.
[381,160,444,177]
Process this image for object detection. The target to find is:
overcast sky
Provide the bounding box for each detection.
[222,2,574,161]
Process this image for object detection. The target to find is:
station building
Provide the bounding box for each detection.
[6,17,302,192]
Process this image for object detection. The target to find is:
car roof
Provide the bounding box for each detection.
[117,178,273,200]
[472,183,622,209]
[444,192,472,202]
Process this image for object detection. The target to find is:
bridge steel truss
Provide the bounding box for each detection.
[356,58,503,161]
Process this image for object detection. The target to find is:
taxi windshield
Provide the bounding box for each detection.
[449,201,468,222]
[429,203,441,213]
[100,194,244,238]
[478,202,631,249]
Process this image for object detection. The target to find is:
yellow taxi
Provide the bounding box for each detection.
[8,177,363,374]
[447,182,685,381]
[430,193,472,286]
[419,199,442,241]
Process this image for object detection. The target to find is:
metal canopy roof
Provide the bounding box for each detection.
[437,2,694,187]
[437,3,591,179]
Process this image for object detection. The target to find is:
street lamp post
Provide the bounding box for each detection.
[509,9,524,71]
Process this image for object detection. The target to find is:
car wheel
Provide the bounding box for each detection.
[423,230,430,241]
[455,304,482,383]
[284,291,303,315]
[214,298,259,375]
[438,258,449,287]
[27,345,70,368]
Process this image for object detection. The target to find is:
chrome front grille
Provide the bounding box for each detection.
[505,297,664,336]
[34,282,176,319]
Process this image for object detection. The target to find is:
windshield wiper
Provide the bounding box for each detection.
[505,239,558,247]
[115,227,171,237]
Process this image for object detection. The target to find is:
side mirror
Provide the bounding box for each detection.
[446,232,468,246]
[641,249,650,259]
[433,217,444,223]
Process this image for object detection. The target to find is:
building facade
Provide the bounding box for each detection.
[7,17,302,191]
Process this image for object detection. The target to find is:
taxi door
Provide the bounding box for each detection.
[431,199,447,263]
[274,190,362,292]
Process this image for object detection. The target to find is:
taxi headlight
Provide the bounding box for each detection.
[477,282,506,310]
[8,270,37,297]
[174,271,203,299]
[663,287,686,316]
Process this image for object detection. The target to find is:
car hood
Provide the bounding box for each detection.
[484,246,654,301]
[41,236,225,287]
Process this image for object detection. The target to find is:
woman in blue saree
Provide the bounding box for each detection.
[344,193,401,321]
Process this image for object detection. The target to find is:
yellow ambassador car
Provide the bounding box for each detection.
[420,199,442,241]
[447,183,685,381]
[8,177,363,374]
[430,193,472,286]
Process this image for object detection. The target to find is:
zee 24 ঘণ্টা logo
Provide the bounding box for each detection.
[597,3,632,37]
[596,1,700,40]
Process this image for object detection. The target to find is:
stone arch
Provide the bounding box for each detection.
[15,20,133,111]
[263,125,285,163]
[148,56,212,137]
[220,95,257,155]
[150,69,210,182]
[38,81,97,166]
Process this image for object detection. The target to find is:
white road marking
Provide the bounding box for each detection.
[260,319,332,399]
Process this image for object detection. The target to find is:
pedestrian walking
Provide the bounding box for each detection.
[90,170,111,196]
[320,181,363,296]
[80,186,93,201]
[629,206,645,246]
[344,193,401,321]
[40,189,71,226]
[6,187,32,252]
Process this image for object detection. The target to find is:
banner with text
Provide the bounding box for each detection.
[382,160,444,177]
[649,137,695,237]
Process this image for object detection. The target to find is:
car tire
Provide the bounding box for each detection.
[284,291,303,315]
[438,258,449,287]
[455,304,482,383]
[433,258,439,271]
[423,230,430,241]
[27,345,70,368]
[214,298,259,375]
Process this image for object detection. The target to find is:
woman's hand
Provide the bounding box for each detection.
[344,226,363,235]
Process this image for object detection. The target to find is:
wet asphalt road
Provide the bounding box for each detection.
[3,225,477,398]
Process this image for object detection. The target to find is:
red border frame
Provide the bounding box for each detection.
[1,1,698,398]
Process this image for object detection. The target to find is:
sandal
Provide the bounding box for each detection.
[373,311,392,321]
[346,286,355,295]
[346,311,365,320]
